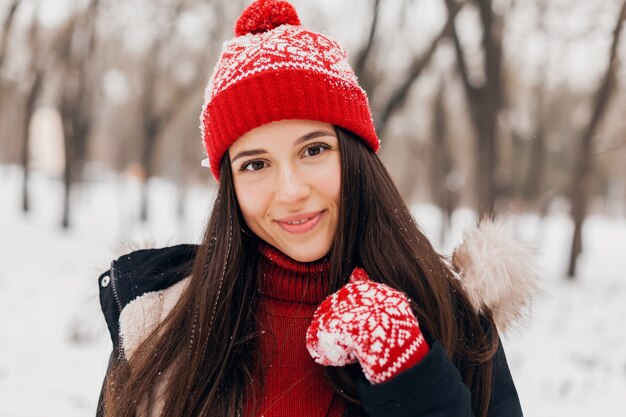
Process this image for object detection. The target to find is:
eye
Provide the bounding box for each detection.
[303,143,330,158]
[240,160,267,172]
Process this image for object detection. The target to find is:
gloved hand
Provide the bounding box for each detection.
[306,267,429,384]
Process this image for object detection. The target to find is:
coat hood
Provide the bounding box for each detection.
[451,218,540,332]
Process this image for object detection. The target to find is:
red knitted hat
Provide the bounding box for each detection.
[200,0,380,180]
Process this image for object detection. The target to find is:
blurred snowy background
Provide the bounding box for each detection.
[1,0,626,416]
[2,166,626,417]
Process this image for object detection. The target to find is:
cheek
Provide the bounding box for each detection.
[234,181,269,226]
[316,156,341,206]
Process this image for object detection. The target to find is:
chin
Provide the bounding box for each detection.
[282,242,331,263]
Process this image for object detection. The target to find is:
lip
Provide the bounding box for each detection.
[275,211,324,235]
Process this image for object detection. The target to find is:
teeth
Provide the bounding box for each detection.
[287,218,310,225]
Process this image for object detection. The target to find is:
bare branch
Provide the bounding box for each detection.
[377,2,462,134]
[444,0,478,98]
[579,1,626,155]
[354,0,381,77]
[477,0,504,108]
[0,0,20,69]
[141,0,185,122]
[567,0,626,277]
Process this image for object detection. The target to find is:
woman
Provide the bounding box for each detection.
[97,1,533,416]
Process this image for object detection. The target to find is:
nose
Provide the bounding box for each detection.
[274,164,311,205]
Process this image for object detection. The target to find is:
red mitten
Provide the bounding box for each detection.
[306,267,429,384]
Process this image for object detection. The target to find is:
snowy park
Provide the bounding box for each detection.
[2,1,626,414]
[1,165,625,417]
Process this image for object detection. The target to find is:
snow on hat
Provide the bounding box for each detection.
[200,0,380,180]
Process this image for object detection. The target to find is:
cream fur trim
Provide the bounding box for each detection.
[452,218,540,332]
[119,277,190,359]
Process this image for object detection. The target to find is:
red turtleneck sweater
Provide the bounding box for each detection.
[251,244,344,417]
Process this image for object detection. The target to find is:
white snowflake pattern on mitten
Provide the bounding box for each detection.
[306,267,429,384]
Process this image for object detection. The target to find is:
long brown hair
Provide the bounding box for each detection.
[103,126,497,417]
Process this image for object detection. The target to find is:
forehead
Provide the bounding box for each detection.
[230,120,335,152]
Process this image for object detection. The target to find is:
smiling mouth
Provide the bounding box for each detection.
[276,211,324,234]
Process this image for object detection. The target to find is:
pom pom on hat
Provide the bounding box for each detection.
[235,0,301,36]
[201,0,379,180]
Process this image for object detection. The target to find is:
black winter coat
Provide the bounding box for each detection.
[96,244,524,417]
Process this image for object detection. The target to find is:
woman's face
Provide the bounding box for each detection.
[229,119,341,262]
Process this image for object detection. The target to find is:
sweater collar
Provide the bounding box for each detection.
[258,243,331,304]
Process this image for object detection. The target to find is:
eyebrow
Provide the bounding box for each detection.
[230,129,336,163]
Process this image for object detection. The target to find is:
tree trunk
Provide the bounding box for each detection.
[57,0,99,229]
[567,0,626,278]
[445,0,504,218]
[0,0,19,69]
[21,72,43,213]
[139,145,154,222]
[137,0,186,222]
[430,78,455,246]
[523,130,545,201]
[476,113,498,216]
[522,0,548,202]
[61,119,73,229]
[139,121,159,222]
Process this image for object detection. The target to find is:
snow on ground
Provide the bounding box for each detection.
[1,165,624,416]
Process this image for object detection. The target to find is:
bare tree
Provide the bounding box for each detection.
[430,76,458,244]
[0,0,19,69]
[137,0,186,222]
[348,0,462,137]
[352,0,381,95]
[0,0,39,213]
[136,0,219,222]
[522,0,548,203]
[444,0,505,217]
[57,0,100,228]
[21,17,44,213]
[377,1,463,136]
[567,0,626,278]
